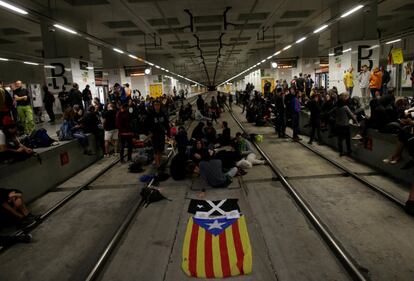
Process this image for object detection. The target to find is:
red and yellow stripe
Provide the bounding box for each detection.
[182,216,252,278]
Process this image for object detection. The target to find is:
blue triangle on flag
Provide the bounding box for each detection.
[193,217,238,236]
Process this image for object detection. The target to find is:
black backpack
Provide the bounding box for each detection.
[128,162,144,173]
[29,129,55,148]
[140,187,170,207]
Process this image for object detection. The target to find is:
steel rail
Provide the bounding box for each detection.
[84,95,201,281]
[227,105,368,281]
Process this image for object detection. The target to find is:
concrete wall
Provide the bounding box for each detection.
[299,111,414,186]
[0,135,100,203]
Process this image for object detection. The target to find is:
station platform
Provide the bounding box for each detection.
[1,93,414,281]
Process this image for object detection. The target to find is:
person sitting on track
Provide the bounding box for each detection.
[0,188,38,228]
[198,150,238,188]
[233,132,265,169]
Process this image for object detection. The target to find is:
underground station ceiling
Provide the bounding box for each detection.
[0,0,413,86]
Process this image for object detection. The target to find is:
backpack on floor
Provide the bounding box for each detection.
[29,128,55,148]
[140,187,170,207]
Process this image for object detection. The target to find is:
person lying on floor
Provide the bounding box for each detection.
[233,132,265,169]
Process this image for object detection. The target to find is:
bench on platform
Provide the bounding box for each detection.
[0,135,101,203]
[299,111,414,186]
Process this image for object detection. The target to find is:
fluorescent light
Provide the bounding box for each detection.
[161,67,165,71]
[296,37,307,43]
[86,66,94,70]
[113,48,124,54]
[343,48,352,53]
[165,69,169,72]
[147,62,154,66]
[328,53,334,56]
[283,45,292,50]
[386,39,401,45]
[274,51,281,56]
[44,65,56,69]
[267,55,273,60]
[128,54,138,59]
[155,65,160,69]
[53,24,77,35]
[261,59,266,63]
[0,57,9,61]
[341,5,364,18]
[23,61,39,66]
[368,45,379,50]
[271,62,278,68]
[313,24,328,33]
[144,68,151,75]
[0,1,28,15]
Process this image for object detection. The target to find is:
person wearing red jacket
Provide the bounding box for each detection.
[116,103,133,163]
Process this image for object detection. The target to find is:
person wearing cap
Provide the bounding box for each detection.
[13,80,35,135]
[0,116,34,163]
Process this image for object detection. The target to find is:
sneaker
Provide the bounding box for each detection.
[352,134,363,140]
[383,158,391,163]
[389,159,398,164]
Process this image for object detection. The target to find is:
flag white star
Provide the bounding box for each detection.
[206,220,226,230]
[197,204,204,209]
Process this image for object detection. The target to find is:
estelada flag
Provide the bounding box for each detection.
[188,199,240,216]
[182,215,252,278]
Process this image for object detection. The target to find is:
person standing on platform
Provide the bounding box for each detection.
[307,93,322,144]
[196,94,204,112]
[116,104,133,163]
[82,85,92,110]
[275,90,286,138]
[369,67,383,98]
[358,65,371,108]
[343,67,354,97]
[69,83,83,109]
[305,74,314,98]
[13,81,34,135]
[42,85,55,123]
[58,85,69,113]
[103,103,118,157]
[296,73,306,96]
[0,81,13,126]
[381,67,391,95]
[124,83,132,100]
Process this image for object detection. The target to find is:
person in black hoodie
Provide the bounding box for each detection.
[191,122,205,141]
[217,121,231,146]
[146,100,170,168]
[275,90,287,137]
[196,94,204,111]
[307,93,322,144]
[190,139,209,165]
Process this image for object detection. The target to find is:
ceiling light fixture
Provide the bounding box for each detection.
[385,39,401,45]
[328,53,334,56]
[274,51,281,56]
[44,65,56,69]
[113,48,124,54]
[0,1,28,15]
[283,45,292,50]
[128,54,138,59]
[296,37,307,43]
[0,57,9,61]
[341,5,364,18]
[343,48,352,53]
[144,68,151,75]
[53,24,78,35]
[313,24,328,33]
[271,62,278,68]
[267,55,273,60]
[23,61,39,66]
[86,66,94,70]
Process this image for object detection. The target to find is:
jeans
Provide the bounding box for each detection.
[309,119,322,143]
[120,135,133,161]
[336,126,351,154]
[292,112,300,138]
[276,113,286,137]
[360,88,370,107]
[225,167,238,178]
[45,104,55,122]
[17,105,35,134]
[347,87,353,97]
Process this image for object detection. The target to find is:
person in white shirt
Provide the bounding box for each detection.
[358,65,371,107]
